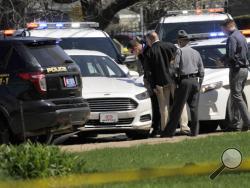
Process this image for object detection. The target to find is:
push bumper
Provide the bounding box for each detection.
[11,98,90,136]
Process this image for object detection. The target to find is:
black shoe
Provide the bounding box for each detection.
[180,130,191,135]
[224,127,240,132]
[160,132,174,138]
[150,129,160,138]
[242,126,249,132]
[188,133,198,137]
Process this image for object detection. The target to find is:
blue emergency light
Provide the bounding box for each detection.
[188,32,226,41]
[209,32,225,37]
[38,22,48,29]
[55,23,64,28]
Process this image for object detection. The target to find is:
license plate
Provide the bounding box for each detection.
[100,113,118,123]
[63,76,76,88]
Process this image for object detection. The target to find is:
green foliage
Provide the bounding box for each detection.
[0,141,85,179]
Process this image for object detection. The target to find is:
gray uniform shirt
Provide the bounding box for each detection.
[175,45,205,78]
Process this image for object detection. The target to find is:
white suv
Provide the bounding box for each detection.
[156,9,232,43]
[28,22,125,64]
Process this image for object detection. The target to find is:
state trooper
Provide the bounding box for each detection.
[161,30,204,137]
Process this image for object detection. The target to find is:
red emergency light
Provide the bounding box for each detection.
[27,22,39,30]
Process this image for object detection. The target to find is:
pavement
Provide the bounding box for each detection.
[60,132,224,152]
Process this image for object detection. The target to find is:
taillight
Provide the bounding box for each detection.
[18,72,47,94]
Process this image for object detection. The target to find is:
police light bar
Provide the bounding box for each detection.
[167,8,225,15]
[27,22,99,30]
[188,32,225,40]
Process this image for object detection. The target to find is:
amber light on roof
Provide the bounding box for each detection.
[241,30,250,35]
[3,29,16,36]
[26,22,39,29]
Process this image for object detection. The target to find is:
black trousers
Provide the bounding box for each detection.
[164,78,200,136]
[151,93,161,131]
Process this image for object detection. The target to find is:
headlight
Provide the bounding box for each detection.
[201,81,223,93]
[135,91,150,100]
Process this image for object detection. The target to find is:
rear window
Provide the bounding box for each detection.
[59,38,119,61]
[27,45,70,67]
[157,21,224,43]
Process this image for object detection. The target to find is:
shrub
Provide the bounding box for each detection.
[0,142,85,179]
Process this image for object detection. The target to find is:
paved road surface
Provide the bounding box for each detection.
[60,132,224,152]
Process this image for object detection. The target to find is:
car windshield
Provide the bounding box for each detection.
[158,21,223,43]
[59,38,119,61]
[193,45,226,68]
[70,55,126,78]
[193,44,250,68]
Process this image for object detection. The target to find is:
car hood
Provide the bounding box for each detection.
[82,77,146,98]
[135,69,230,86]
[203,68,229,85]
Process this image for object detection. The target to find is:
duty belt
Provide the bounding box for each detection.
[180,73,198,79]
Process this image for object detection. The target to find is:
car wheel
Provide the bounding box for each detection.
[199,121,219,133]
[0,118,10,144]
[126,131,150,140]
[220,93,247,130]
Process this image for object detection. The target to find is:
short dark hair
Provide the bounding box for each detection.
[221,19,236,27]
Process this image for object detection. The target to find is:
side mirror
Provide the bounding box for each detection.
[118,64,129,75]
[129,70,139,78]
[118,54,126,63]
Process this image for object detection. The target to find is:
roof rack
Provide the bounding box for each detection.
[167,8,225,16]
[26,22,99,30]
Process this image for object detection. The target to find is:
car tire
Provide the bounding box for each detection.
[199,121,219,133]
[0,118,10,144]
[126,131,150,140]
[220,93,247,130]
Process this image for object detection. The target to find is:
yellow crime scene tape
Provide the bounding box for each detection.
[0,159,250,188]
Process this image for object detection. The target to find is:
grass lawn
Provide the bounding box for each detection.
[77,132,250,188]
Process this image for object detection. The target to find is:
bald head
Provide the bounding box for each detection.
[146,31,159,47]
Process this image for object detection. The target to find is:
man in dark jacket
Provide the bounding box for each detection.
[145,31,190,132]
[131,39,161,136]
[221,19,250,131]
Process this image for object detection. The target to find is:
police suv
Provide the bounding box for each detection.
[189,31,250,132]
[0,30,90,143]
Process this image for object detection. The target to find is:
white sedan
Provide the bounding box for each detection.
[65,50,152,138]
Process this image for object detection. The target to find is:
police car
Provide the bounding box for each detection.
[156,8,232,43]
[189,31,250,132]
[27,22,126,64]
[0,29,90,143]
[65,50,152,139]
